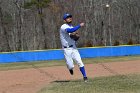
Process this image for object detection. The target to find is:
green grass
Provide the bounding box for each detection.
[0,55,140,71]
[38,74,140,93]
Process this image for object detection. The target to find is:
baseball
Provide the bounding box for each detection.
[106,4,110,8]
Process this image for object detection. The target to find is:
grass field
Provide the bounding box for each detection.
[0,55,140,71]
[38,74,140,93]
[0,55,140,93]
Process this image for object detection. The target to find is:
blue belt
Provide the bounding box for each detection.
[63,45,73,48]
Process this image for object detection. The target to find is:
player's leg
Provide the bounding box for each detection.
[64,48,74,75]
[72,49,88,81]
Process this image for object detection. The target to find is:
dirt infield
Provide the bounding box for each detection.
[0,60,140,93]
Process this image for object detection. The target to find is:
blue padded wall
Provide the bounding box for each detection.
[0,45,140,63]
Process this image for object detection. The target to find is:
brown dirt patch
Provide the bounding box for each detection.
[0,60,140,93]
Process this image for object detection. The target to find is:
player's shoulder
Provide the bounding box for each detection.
[61,24,69,29]
[60,24,69,31]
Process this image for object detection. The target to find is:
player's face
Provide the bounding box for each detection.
[65,17,72,23]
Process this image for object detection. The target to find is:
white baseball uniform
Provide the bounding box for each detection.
[60,24,84,70]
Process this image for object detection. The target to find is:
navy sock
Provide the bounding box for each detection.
[80,66,87,77]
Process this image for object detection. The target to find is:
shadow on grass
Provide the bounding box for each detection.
[53,80,70,83]
[52,79,91,84]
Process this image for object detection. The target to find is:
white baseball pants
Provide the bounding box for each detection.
[63,48,84,70]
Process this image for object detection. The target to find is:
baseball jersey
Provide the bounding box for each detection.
[60,24,76,48]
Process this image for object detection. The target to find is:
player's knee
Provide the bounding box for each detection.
[78,63,84,67]
[67,65,74,70]
[69,66,74,70]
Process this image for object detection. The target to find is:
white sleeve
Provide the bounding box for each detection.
[60,24,68,33]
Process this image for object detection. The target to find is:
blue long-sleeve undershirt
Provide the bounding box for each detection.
[66,25,81,33]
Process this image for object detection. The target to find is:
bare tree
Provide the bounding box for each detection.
[0,2,11,51]
[0,0,140,52]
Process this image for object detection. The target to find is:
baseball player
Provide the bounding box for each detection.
[59,13,88,82]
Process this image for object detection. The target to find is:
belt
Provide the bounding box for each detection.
[63,45,73,48]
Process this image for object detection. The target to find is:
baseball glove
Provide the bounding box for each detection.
[70,31,80,41]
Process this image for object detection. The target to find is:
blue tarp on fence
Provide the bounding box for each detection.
[0,45,140,63]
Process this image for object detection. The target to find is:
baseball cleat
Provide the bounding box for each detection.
[83,77,88,82]
[69,69,73,75]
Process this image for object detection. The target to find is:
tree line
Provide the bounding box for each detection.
[0,0,140,52]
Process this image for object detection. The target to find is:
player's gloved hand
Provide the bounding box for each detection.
[70,31,80,41]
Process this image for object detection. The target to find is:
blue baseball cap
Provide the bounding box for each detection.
[63,13,72,20]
